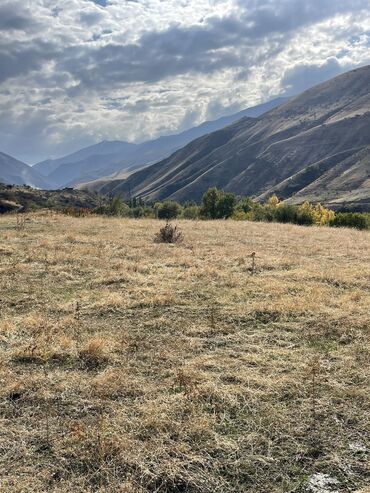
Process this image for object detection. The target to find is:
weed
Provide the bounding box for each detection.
[154,220,183,243]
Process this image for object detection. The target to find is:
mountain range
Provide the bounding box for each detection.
[86,65,370,211]
[29,97,287,189]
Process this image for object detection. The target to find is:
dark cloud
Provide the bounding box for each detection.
[281,58,348,94]
[0,4,30,31]
[0,41,58,84]
[56,0,370,89]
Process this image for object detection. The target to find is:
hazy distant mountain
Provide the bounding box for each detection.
[35,97,288,189]
[33,141,138,188]
[0,152,52,189]
[91,66,370,211]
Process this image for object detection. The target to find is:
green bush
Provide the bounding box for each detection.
[236,197,254,214]
[330,213,369,230]
[156,200,182,219]
[182,205,200,219]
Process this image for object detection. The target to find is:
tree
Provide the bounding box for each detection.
[201,188,222,219]
[201,188,237,219]
[217,192,237,219]
[109,196,129,216]
[267,194,280,208]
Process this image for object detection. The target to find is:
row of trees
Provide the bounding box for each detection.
[93,188,370,230]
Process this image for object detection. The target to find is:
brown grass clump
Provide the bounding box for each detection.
[0,213,369,492]
[79,337,111,368]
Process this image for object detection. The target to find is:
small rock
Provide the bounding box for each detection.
[308,473,339,493]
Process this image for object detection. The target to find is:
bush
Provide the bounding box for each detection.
[99,197,131,216]
[236,197,254,214]
[131,205,154,218]
[155,200,182,219]
[330,213,369,230]
[182,205,200,219]
[154,221,183,243]
[231,209,249,220]
[274,204,299,224]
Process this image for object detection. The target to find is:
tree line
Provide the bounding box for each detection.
[93,188,370,230]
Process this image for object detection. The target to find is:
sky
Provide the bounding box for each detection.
[0,0,369,164]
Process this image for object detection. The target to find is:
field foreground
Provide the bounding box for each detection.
[0,214,369,493]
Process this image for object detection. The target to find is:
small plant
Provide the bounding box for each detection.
[154,220,183,244]
[250,251,256,274]
[16,213,26,231]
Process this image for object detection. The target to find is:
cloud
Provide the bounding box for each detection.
[91,0,109,6]
[281,58,347,94]
[0,0,369,163]
[0,3,31,31]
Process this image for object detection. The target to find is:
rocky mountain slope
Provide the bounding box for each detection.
[91,66,370,210]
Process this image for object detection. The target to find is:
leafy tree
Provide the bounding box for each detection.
[267,194,280,208]
[217,192,237,219]
[313,203,335,225]
[201,188,222,219]
[201,188,236,219]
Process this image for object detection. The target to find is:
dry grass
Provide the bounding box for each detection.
[0,212,369,492]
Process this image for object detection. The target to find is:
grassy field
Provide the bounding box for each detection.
[0,213,369,493]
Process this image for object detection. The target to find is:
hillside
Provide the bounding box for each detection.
[35,98,287,189]
[92,66,370,210]
[0,184,105,213]
[0,152,52,189]
[0,215,369,492]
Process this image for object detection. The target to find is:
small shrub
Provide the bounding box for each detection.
[154,220,183,243]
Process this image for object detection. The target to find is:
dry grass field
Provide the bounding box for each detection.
[0,213,369,493]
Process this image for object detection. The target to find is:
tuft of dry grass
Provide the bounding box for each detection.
[0,212,369,492]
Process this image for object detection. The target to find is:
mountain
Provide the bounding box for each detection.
[33,141,138,188]
[90,66,370,211]
[35,97,288,189]
[0,152,52,189]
